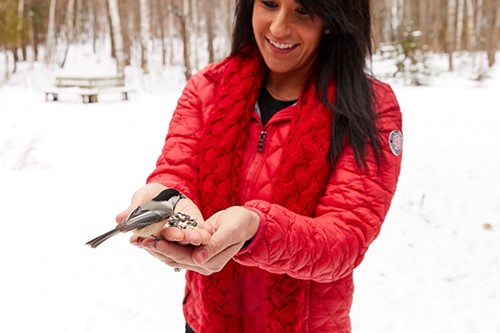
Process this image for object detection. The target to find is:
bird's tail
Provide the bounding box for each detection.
[85,229,120,248]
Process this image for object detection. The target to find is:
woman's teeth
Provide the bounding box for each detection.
[269,39,296,50]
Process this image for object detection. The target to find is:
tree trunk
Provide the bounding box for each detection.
[446,0,457,71]
[16,0,25,62]
[430,0,444,52]
[91,0,98,53]
[226,0,235,54]
[487,0,500,66]
[139,0,150,74]
[456,0,465,51]
[465,0,476,52]
[475,0,484,49]
[45,0,57,65]
[12,47,18,73]
[174,0,192,80]
[156,0,167,66]
[168,0,175,65]
[60,0,76,68]
[26,0,36,65]
[75,0,83,41]
[118,2,131,66]
[204,0,215,64]
[4,51,10,82]
[106,0,116,58]
[418,0,430,47]
[107,0,125,77]
[187,0,199,70]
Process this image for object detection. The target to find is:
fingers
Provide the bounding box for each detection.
[193,242,244,273]
[146,220,211,245]
[135,237,214,275]
[192,227,244,266]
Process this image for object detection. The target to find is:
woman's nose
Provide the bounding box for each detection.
[269,10,291,38]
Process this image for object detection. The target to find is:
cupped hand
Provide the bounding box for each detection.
[134,206,260,275]
[131,196,213,246]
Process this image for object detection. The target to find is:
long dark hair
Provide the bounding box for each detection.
[231,0,381,168]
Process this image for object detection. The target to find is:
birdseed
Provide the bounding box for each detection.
[167,212,198,229]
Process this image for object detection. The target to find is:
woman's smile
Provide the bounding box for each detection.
[266,37,299,53]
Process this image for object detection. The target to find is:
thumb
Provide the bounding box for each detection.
[115,183,168,223]
[114,192,149,223]
[115,205,134,223]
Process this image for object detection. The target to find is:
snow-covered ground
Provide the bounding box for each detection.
[0,51,499,333]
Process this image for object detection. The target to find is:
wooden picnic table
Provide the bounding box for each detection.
[45,75,133,103]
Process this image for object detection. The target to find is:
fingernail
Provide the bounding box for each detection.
[199,250,207,262]
[135,237,144,247]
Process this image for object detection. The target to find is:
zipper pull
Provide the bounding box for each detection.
[257,131,267,151]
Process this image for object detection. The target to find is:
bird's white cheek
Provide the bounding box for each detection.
[132,220,168,237]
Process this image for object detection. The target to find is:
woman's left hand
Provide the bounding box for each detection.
[135,206,260,275]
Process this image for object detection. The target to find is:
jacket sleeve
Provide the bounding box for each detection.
[233,83,403,283]
[146,70,210,206]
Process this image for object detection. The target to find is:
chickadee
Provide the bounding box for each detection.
[86,188,185,248]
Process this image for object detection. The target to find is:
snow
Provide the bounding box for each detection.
[1,51,499,333]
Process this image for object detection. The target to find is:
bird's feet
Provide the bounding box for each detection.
[152,235,165,249]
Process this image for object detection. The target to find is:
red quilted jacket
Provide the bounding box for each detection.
[147,62,403,332]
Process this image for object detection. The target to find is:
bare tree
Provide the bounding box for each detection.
[26,0,36,64]
[446,0,457,70]
[486,0,500,66]
[465,0,476,52]
[155,0,167,66]
[204,0,215,64]
[75,0,83,39]
[16,0,25,63]
[139,0,150,74]
[456,0,465,51]
[60,0,75,68]
[107,0,125,76]
[171,0,192,80]
[44,0,57,65]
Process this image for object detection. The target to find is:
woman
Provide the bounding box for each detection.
[118,0,403,332]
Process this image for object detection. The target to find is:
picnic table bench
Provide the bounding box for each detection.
[45,75,133,103]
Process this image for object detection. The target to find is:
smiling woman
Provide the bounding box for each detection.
[116,0,403,332]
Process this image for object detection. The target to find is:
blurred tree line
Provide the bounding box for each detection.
[0,0,499,82]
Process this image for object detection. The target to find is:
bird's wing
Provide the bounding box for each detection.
[120,210,167,232]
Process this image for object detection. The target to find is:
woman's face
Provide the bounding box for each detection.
[252,0,326,79]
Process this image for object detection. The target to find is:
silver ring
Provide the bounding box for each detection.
[174,267,182,272]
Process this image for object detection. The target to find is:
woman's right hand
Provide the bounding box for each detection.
[118,182,213,247]
[115,182,168,223]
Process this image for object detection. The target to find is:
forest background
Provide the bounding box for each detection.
[0,0,499,86]
[1,1,499,332]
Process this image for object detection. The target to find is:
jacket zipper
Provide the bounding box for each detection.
[257,131,267,151]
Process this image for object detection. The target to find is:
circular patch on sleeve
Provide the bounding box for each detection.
[388,130,403,156]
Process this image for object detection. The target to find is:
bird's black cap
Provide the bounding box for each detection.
[152,188,182,201]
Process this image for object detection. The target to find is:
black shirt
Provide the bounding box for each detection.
[257,85,297,126]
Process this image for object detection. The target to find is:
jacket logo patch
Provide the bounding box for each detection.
[388,130,403,156]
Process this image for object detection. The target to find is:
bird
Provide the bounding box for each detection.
[86,188,185,248]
